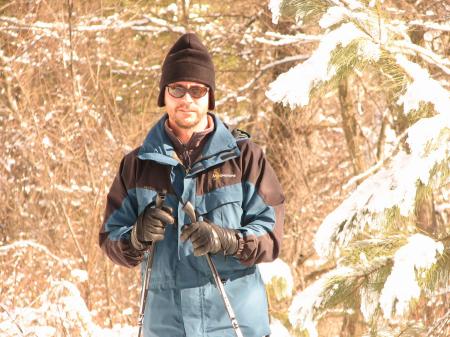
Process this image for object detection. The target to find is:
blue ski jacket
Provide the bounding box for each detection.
[100,114,285,337]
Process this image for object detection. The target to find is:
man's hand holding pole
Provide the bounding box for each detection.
[131,199,174,251]
[180,219,241,257]
[180,201,244,337]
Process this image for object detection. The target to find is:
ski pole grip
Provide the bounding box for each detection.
[155,192,165,208]
[182,201,197,223]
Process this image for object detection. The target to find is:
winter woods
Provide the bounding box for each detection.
[1,0,449,336]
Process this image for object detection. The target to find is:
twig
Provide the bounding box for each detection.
[66,0,75,90]
[0,303,25,336]
[0,1,16,13]
[426,309,450,337]
[51,201,88,267]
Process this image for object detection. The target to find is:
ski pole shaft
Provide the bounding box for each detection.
[137,192,165,337]
[205,254,244,337]
[182,201,244,337]
[137,245,154,337]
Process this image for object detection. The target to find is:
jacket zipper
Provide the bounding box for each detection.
[187,148,238,176]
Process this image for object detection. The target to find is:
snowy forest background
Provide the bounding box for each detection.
[0,0,449,336]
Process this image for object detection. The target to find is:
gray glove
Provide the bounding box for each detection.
[180,220,240,256]
[130,205,174,250]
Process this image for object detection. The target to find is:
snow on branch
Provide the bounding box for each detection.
[269,319,292,337]
[291,234,444,332]
[395,54,450,115]
[266,22,367,108]
[409,20,450,33]
[266,1,450,109]
[256,31,322,46]
[379,234,444,320]
[391,40,450,75]
[268,0,283,25]
[344,54,450,189]
[0,240,64,264]
[288,270,329,337]
[259,258,294,300]
[314,111,449,258]
[142,15,186,34]
[216,54,309,107]
[289,266,358,337]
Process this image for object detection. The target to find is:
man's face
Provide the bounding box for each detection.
[164,81,209,130]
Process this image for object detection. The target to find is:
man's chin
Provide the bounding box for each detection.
[175,118,199,129]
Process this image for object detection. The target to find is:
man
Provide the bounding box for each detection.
[99,32,284,337]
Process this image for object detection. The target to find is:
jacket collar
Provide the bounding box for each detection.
[138,113,240,172]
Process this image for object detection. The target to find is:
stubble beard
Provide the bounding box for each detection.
[173,107,204,130]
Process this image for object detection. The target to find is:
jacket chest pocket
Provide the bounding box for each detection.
[195,186,243,229]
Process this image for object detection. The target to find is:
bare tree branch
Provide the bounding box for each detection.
[0,15,186,33]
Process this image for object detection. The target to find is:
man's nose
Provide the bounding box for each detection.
[182,92,194,102]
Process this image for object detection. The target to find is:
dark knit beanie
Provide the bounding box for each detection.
[158,33,215,110]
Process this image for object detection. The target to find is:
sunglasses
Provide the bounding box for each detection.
[167,84,209,99]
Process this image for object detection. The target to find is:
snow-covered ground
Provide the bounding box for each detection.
[0,248,294,337]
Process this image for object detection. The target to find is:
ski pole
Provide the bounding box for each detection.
[137,192,165,337]
[182,201,244,337]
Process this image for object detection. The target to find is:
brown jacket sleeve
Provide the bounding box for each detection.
[99,149,144,268]
[237,140,285,266]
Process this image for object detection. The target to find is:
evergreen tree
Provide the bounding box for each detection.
[267,0,450,336]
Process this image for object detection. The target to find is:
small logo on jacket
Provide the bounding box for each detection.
[212,168,236,182]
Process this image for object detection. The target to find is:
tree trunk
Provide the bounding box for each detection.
[338,77,367,176]
[340,299,363,337]
[179,0,190,28]
[415,183,437,236]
